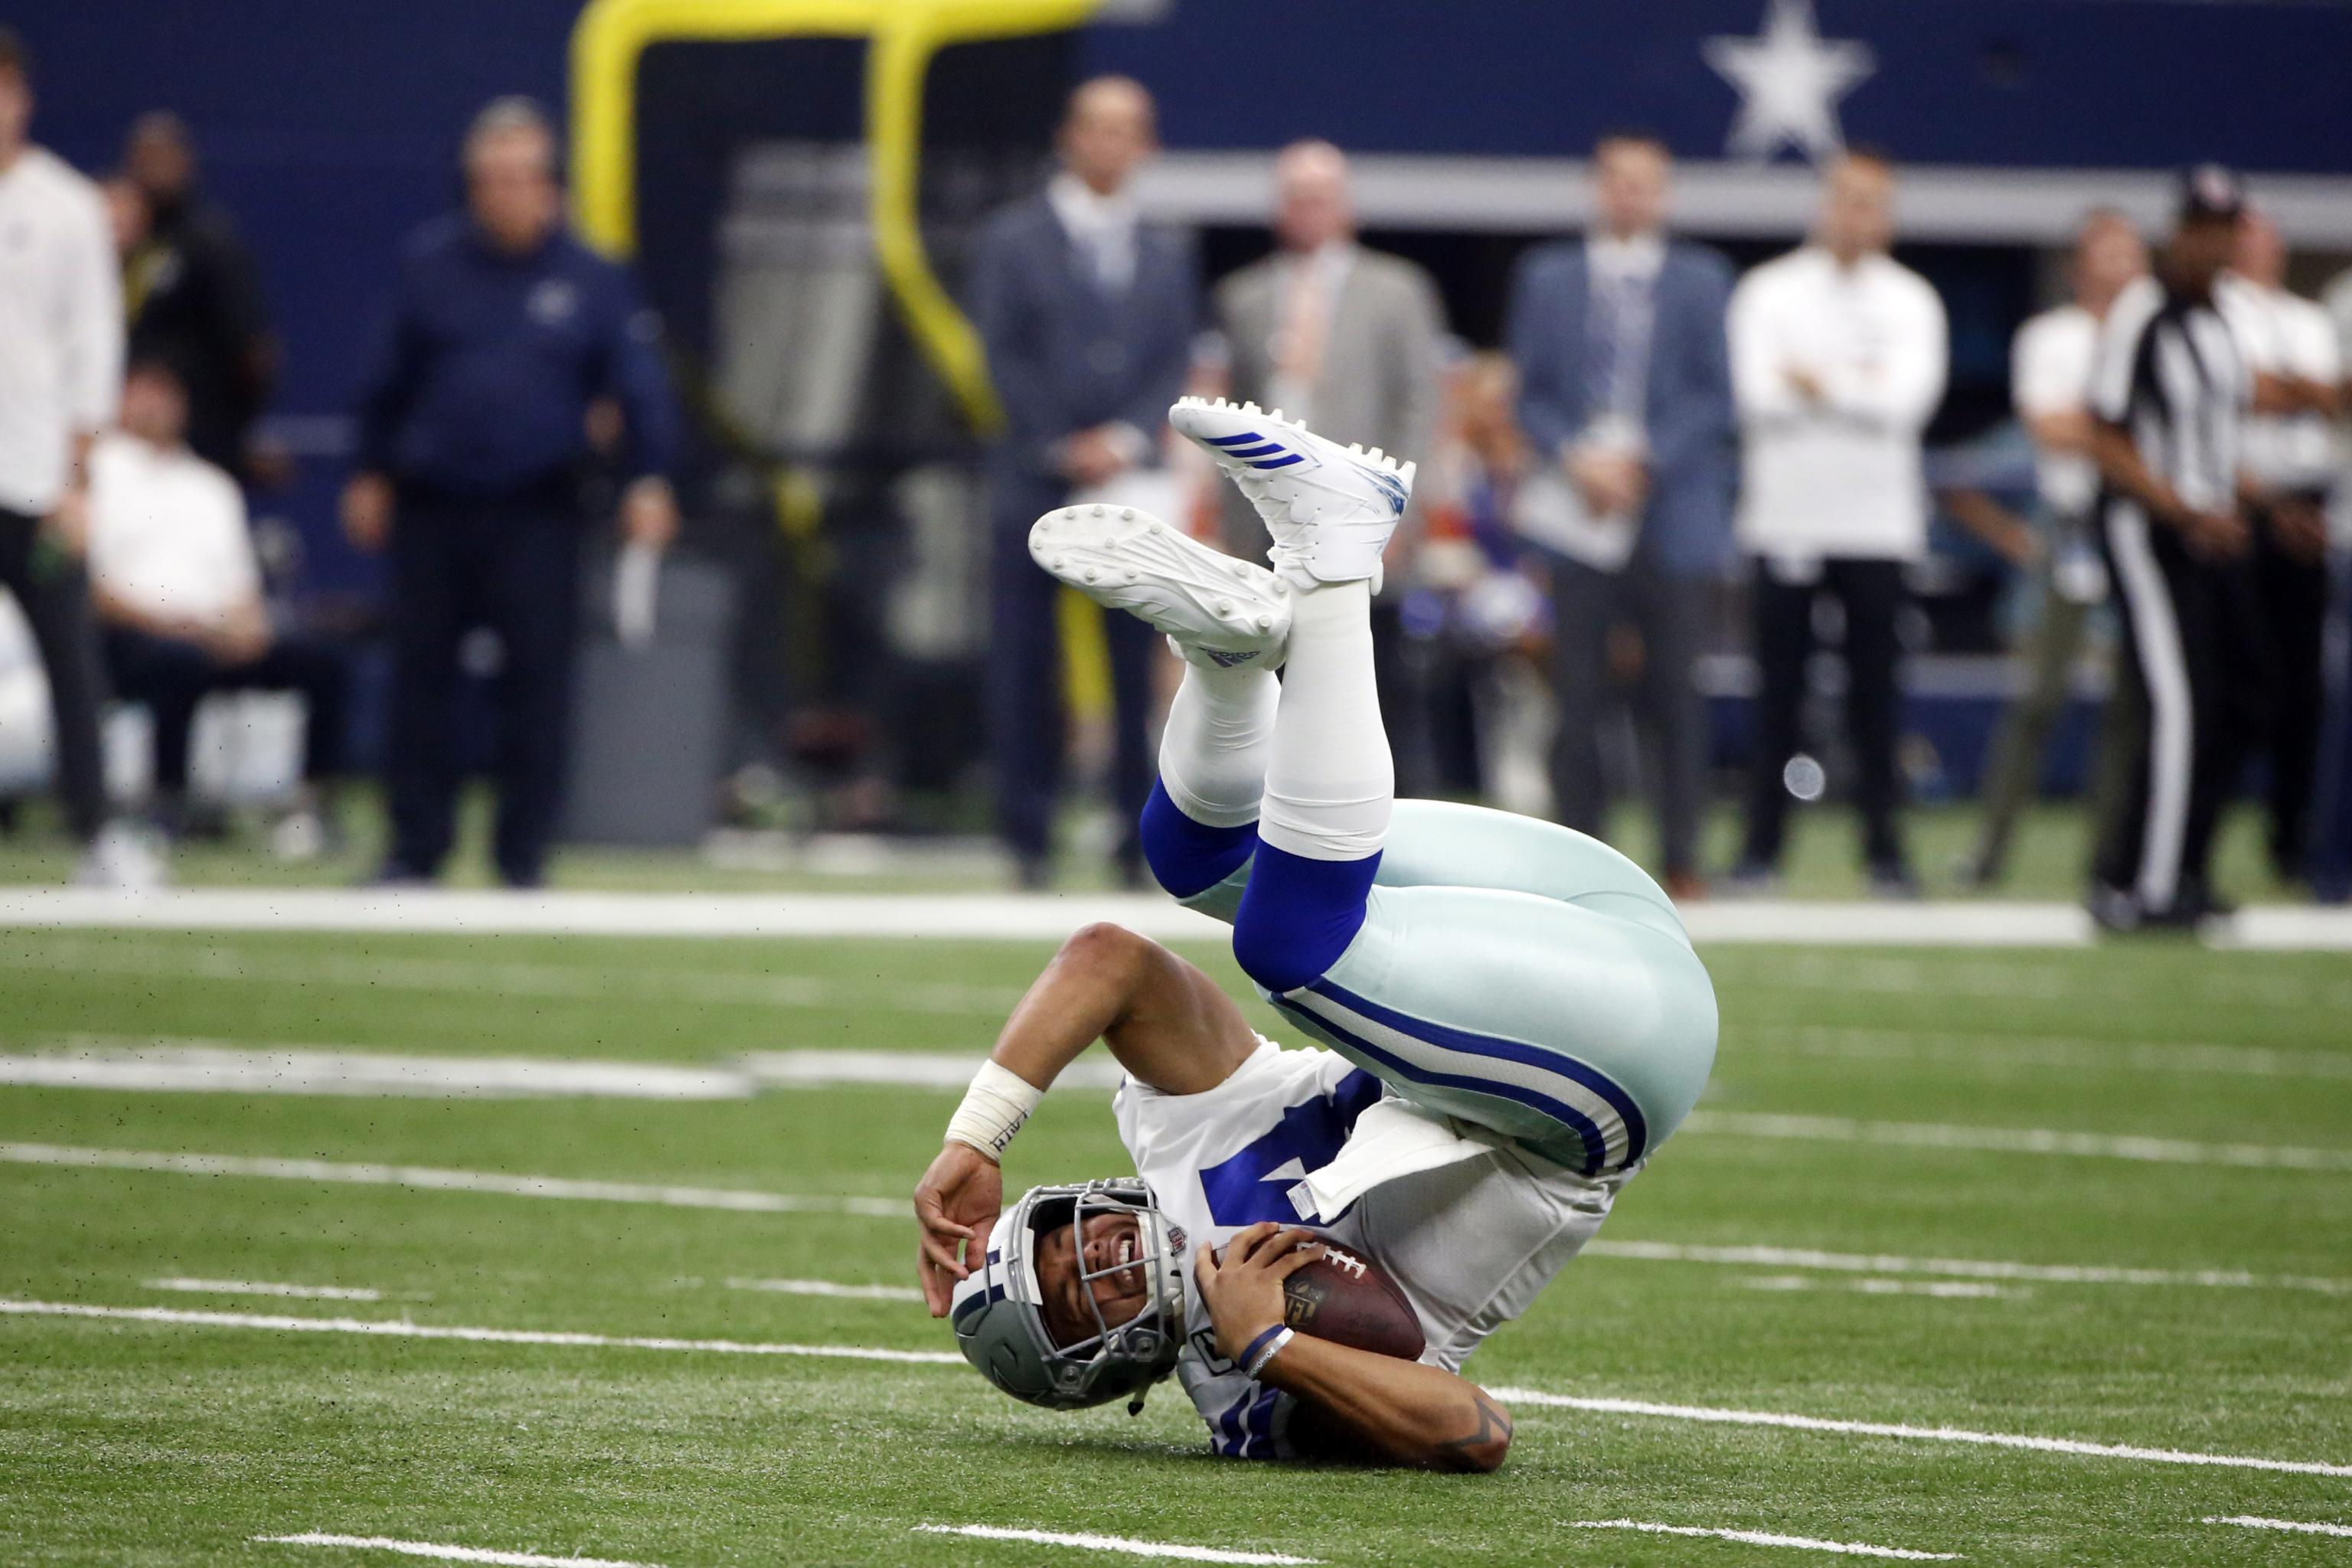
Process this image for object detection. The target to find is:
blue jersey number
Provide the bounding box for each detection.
[1197,1070,1381,1227]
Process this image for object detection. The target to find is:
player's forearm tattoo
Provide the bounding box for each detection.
[1431,1391,1514,1472]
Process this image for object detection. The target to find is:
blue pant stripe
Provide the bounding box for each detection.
[1272,995,1607,1174]
[1307,978,1649,1165]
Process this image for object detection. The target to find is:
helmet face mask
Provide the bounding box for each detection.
[949,1178,1189,1411]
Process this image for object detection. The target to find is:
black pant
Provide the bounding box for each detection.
[103,626,348,794]
[0,507,109,840]
[2094,503,2237,914]
[986,482,1156,871]
[385,491,584,887]
[1550,556,1710,878]
[2249,498,2330,877]
[1741,556,1908,871]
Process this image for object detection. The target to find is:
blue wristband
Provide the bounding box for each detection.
[1236,1323,1286,1374]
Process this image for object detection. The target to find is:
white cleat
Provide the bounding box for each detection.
[1028,504,1291,671]
[1168,396,1416,590]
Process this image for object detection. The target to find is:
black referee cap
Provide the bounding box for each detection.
[2178,164,2246,224]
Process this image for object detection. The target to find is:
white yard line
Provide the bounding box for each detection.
[2202,1517,2352,1538]
[1739,1275,2021,1299]
[911,1526,1317,1564]
[0,1142,904,1217]
[1568,1521,1957,1560]
[0,888,1228,942]
[0,941,1023,1018]
[0,1042,1122,1099]
[146,1277,383,1302]
[724,1277,925,1302]
[0,886,2343,949]
[1584,1240,2351,1296]
[8,1295,2341,1479]
[1716,950,2352,1011]
[17,1142,2347,1298]
[0,1045,756,1100]
[1741,1024,2352,1083]
[0,1300,962,1363]
[256,1534,656,1567]
[1489,1389,2352,1478]
[1681,1111,2352,1173]
[744,1051,1123,1092]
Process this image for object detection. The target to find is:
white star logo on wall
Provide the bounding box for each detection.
[1704,0,1877,162]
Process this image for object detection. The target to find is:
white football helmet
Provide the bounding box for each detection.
[949,1178,1190,1412]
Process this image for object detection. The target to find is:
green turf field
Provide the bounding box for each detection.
[2,926,2347,1566]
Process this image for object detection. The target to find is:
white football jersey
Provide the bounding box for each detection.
[1113,1038,1628,1459]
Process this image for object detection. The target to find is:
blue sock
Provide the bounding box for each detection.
[1230,841,1383,995]
[1139,779,1258,900]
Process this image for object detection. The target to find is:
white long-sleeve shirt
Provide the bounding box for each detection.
[2216,273,2342,495]
[1730,246,1948,560]
[0,146,122,516]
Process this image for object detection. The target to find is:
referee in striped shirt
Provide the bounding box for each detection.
[2083,167,2252,929]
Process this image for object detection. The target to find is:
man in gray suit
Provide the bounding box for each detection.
[1212,140,1447,786]
[1504,131,1735,898]
[970,77,1199,887]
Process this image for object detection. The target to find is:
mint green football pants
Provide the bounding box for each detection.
[1183,799,1718,1174]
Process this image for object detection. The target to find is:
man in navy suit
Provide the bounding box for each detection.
[970,77,1199,887]
[1505,131,1736,898]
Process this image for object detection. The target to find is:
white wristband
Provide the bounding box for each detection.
[944,1060,1044,1161]
[1245,1326,1295,1379]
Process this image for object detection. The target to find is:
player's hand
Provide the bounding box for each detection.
[913,1141,1003,1317]
[2269,498,2328,565]
[2181,507,2249,560]
[1194,1223,1324,1362]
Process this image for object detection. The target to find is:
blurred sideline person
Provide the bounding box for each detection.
[120,112,278,480]
[2082,167,2252,929]
[2314,265,2352,903]
[1211,140,1446,789]
[0,28,154,887]
[1727,150,1948,897]
[970,77,1198,887]
[1409,354,1552,802]
[345,97,679,889]
[1958,211,2149,889]
[1505,131,1735,898]
[2218,208,2341,882]
[89,359,347,847]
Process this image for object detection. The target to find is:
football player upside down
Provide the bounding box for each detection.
[913,400,1718,1468]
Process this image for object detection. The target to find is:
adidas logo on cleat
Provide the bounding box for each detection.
[1200,648,1262,668]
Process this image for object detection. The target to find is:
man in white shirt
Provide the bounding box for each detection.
[0,29,149,886]
[1726,149,1948,896]
[2218,208,2341,881]
[89,360,347,840]
[1962,210,2148,888]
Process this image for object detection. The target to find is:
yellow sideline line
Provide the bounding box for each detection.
[570,0,1099,433]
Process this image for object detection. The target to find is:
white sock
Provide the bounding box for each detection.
[1158,658,1279,829]
[1258,580,1392,861]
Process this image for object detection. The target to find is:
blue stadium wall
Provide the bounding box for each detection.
[11,0,2352,590]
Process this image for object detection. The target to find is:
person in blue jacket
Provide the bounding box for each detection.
[344,97,679,889]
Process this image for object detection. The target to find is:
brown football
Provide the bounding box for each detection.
[1273,1240,1426,1361]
